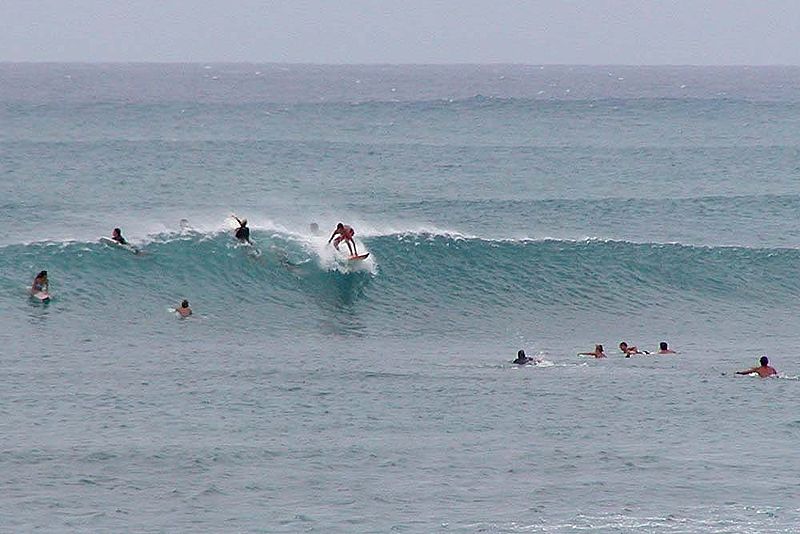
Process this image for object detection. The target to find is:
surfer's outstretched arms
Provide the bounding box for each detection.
[736,356,777,377]
[513,349,540,365]
[327,222,357,256]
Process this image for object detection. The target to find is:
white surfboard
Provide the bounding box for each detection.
[31,291,51,302]
[100,236,140,255]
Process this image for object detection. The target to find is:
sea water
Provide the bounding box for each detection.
[1,64,799,532]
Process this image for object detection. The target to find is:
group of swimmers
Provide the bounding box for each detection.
[28,218,361,318]
[578,341,676,358]
[29,221,783,378]
[513,343,779,377]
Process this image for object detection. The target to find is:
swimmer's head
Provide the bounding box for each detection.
[113,228,121,235]
[241,219,247,226]
[660,342,668,351]
[517,349,526,359]
[760,356,769,366]
[619,342,628,350]
[336,222,344,229]
[596,344,604,352]
[181,300,189,308]
[38,270,47,278]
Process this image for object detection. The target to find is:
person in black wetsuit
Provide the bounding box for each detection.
[232,216,251,244]
[513,349,535,365]
[111,228,127,245]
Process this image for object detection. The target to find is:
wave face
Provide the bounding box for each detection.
[3,230,799,341]
[4,65,800,533]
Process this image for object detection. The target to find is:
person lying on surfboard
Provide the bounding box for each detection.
[736,356,777,377]
[579,344,607,358]
[31,270,48,294]
[512,349,541,365]
[327,222,357,256]
[232,215,251,244]
[619,341,648,357]
[111,228,128,245]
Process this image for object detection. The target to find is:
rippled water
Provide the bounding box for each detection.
[1,64,799,532]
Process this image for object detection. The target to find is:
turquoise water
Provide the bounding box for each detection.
[1,64,800,532]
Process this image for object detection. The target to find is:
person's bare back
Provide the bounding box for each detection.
[736,356,777,377]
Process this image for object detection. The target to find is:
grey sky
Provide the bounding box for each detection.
[1,0,798,64]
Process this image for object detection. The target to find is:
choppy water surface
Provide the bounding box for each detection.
[1,64,799,532]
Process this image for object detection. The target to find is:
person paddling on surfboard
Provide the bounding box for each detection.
[513,349,541,365]
[111,228,128,245]
[579,344,607,358]
[232,215,251,244]
[619,341,648,357]
[327,222,357,256]
[736,356,777,378]
[31,270,49,294]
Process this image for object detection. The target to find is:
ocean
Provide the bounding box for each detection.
[1,63,799,532]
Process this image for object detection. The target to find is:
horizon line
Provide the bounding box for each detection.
[1,61,799,68]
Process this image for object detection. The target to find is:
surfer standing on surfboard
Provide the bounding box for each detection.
[327,223,357,256]
[31,270,48,294]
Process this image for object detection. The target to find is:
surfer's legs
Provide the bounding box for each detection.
[346,239,356,255]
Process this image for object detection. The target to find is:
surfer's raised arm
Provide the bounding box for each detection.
[232,216,251,244]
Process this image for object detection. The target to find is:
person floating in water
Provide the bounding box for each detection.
[327,222,357,256]
[111,228,127,245]
[31,270,48,294]
[736,356,777,378]
[176,299,192,318]
[619,341,648,357]
[512,349,540,365]
[579,344,607,358]
[657,341,676,354]
[232,215,251,244]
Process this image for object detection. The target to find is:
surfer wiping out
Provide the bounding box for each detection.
[327,222,357,256]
